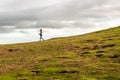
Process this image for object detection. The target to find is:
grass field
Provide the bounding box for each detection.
[0,26,120,80]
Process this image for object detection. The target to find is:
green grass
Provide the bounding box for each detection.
[0,26,120,80]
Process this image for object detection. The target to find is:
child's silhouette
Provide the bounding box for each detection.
[39,29,44,41]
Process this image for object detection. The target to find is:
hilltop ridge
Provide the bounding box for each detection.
[0,26,120,80]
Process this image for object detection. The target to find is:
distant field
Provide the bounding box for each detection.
[0,26,120,80]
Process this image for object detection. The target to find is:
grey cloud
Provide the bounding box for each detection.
[36,20,95,29]
[0,0,120,33]
[0,26,15,33]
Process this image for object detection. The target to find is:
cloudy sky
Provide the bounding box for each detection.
[0,0,120,44]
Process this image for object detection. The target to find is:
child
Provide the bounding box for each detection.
[39,29,44,41]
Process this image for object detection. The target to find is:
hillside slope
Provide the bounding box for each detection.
[0,26,120,80]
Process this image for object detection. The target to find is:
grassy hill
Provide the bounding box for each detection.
[0,26,120,80]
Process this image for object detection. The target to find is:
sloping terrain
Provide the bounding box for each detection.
[0,26,120,80]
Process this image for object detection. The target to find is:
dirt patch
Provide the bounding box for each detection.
[8,49,18,51]
[31,70,43,74]
[81,45,100,50]
[96,50,105,53]
[0,50,3,54]
[81,44,115,50]
[92,45,101,49]
[81,51,91,54]
[7,48,24,52]
[109,54,119,58]
[95,53,104,57]
[0,64,22,73]
[29,49,34,51]
[40,59,49,62]
[108,38,113,40]
[0,49,7,54]
[101,44,115,48]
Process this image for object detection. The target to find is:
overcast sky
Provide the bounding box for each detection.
[0,0,120,44]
